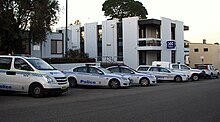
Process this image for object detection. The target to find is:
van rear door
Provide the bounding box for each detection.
[0,57,13,90]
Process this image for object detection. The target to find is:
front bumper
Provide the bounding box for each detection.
[44,86,69,94]
[120,80,131,87]
[149,77,157,85]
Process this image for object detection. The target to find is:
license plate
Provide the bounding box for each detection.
[61,86,67,89]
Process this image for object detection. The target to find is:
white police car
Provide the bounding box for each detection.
[0,56,69,97]
[137,65,188,82]
[63,65,131,89]
[106,66,157,86]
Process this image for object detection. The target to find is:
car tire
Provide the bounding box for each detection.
[192,74,199,81]
[174,76,182,82]
[109,79,120,89]
[140,78,149,86]
[68,77,77,88]
[29,83,44,98]
[210,73,214,79]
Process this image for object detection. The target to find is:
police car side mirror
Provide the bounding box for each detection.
[98,71,104,75]
[130,71,135,74]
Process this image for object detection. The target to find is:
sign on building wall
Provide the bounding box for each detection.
[166,41,176,49]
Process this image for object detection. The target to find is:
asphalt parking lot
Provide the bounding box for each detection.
[1,78,220,122]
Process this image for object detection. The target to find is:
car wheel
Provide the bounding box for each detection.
[192,74,199,81]
[109,79,120,89]
[68,77,77,88]
[210,73,214,79]
[29,83,44,98]
[140,78,149,86]
[174,76,182,82]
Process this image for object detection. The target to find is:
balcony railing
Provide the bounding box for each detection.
[138,38,161,47]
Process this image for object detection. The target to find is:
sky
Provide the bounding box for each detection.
[56,0,220,44]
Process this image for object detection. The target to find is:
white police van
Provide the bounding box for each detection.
[64,65,131,89]
[0,55,69,97]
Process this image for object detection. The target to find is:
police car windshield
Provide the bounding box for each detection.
[98,67,112,74]
[27,59,55,70]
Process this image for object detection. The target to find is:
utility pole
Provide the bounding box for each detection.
[65,0,68,57]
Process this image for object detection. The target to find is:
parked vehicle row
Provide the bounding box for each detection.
[196,64,219,78]
[63,65,131,89]
[152,61,204,81]
[0,56,218,98]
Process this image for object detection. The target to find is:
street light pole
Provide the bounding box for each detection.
[65,0,68,57]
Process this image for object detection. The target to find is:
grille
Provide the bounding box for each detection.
[54,77,67,83]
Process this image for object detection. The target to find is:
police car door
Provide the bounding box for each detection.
[148,67,163,80]
[12,58,33,91]
[159,67,173,80]
[0,57,13,90]
[121,67,137,83]
[88,67,106,86]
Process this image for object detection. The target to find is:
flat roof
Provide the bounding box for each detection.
[138,19,189,31]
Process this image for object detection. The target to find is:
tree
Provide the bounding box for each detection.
[0,0,59,54]
[102,0,148,20]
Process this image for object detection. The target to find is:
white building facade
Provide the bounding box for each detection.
[31,17,188,69]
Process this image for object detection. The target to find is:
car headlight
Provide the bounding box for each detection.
[43,75,56,84]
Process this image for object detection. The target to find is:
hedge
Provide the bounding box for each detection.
[43,57,96,64]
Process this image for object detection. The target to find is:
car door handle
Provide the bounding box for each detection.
[6,71,16,75]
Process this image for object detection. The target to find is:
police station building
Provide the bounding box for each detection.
[31,17,189,69]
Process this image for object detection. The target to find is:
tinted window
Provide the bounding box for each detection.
[180,65,190,70]
[197,65,207,70]
[108,67,120,73]
[14,58,33,71]
[137,67,150,71]
[149,67,159,72]
[27,59,55,70]
[210,65,214,70]
[89,67,103,74]
[121,68,133,74]
[172,64,179,69]
[159,67,170,73]
[73,67,87,72]
[0,57,12,70]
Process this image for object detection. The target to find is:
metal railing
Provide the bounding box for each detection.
[138,38,161,47]
[97,56,124,64]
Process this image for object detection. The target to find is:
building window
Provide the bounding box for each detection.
[171,26,175,40]
[139,26,146,38]
[139,51,146,65]
[117,23,123,61]
[204,48,208,52]
[80,29,85,53]
[194,48,199,52]
[157,51,161,61]
[97,28,102,61]
[171,50,176,63]
[51,40,63,54]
